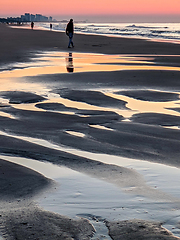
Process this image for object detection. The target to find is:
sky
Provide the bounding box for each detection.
[1,0,180,22]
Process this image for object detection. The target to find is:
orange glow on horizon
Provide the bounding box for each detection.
[1,0,180,17]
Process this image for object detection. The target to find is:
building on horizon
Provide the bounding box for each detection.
[0,13,52,23]
[35,14,48,22]
[31,14,36,22]
[24,13,31,22]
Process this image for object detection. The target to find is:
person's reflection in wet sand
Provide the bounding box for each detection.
[66,52,74,73]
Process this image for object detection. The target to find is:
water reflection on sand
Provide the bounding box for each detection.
[1,52,180,119]
[1,51,180,237]
[1,51,180,78]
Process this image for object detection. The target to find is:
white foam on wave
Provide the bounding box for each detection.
[36,22,180,43]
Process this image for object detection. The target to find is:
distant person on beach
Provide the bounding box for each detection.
[50,23,52,30]
[31,22,34,29]
[66,19,74,48]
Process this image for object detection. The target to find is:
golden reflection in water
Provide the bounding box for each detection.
[65,131,85,138]
[89,125,114,131]
[165,126,180,130]
[0,52,180,82]
[106,92,180,118]
[66,52,74,73]
[0,76,48,94]
[1,52,180,120]
[0,111,16,119]
[3,90,180,120]
[7,94,130,120]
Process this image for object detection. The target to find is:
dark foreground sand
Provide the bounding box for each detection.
[1,24,180,239]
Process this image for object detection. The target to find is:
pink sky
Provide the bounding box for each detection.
[1,0,180,21]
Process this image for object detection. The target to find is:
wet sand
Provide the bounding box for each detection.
[1,24,180,239]
[1,23,180,65]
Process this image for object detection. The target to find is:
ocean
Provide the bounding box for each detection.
[36,22,180,43]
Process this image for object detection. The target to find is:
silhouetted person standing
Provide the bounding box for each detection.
[66,19,74,48]
[31,22,34,29]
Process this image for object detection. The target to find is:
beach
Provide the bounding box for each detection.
[1,23,180,239]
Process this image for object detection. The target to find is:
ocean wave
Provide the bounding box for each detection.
[36,22,180,42]
[126,24,168,29]
[151,30,170,34]
[86,24,108,28]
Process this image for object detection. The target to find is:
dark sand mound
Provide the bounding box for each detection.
[1,106,180,167]
[131,112,180,126]
[0,91,46,104]
[115,90,179,102]
[36,102,78,111]
[57,89,128,109]
[35,102,121,117]
[154,55,180,67]
[106,219,179,240]
[0,134,174,201]
[0,159,52,200]
[104,121,180,141]
[0,206,94,240]
[27,70,180,92]
[1,106,121,128]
